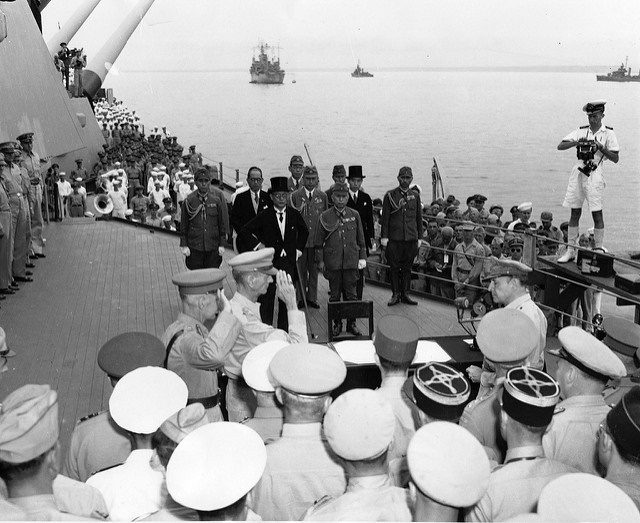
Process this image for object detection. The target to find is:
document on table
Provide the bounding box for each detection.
[334,339,452,365]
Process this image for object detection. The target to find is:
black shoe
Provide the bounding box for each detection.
[307,301,320,309]
[332,322,343,337]
[401,294,418,305]
[25,271,33,276]
[297,300,305,309]
[36,253,46,258]
[388,294,401,306]
[0,289,14,295]
[29,254,38,260]
[14,276,33,282]
[26,262,36,268]
[346,323,362,336]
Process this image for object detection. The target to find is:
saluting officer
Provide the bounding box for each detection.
[17,132,45,258]
[315,182,366,337]
[381,166,422,306]
[347,165,374,299]
[163,269,241,421]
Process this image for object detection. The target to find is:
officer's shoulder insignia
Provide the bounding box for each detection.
[606,126,614,130]
[311,495,334,509]
[579,125,589,129]
[553,406,565,415]
[91,462,124,476]
[194,324,206,337]
[78,410,106,424]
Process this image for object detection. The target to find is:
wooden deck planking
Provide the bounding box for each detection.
[0,219,462,458]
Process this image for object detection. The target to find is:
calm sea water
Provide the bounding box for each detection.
[105,70,640,251]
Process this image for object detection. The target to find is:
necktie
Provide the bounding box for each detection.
[254,192,259,205]
[278,212,284,223]
[307,191,312,200]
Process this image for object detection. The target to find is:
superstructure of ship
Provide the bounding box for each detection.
[249,43,285,84]
[351,60,373,77]
[596,57,640,82]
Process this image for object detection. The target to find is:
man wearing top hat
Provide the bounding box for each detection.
[17,132,45,258]
[240,176,308,329]
[557,99,619,261]
[347,165,374,299]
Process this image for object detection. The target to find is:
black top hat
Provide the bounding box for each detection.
[348,165,365,179]
[269,176,289,193]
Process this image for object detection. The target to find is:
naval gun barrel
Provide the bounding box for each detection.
[83,0,156,99]
[46,0,103,55]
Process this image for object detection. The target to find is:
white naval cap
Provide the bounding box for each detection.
[166,422,266,511]
[241,340,289,392]
[517,201,532,212]
[109,366,188,434]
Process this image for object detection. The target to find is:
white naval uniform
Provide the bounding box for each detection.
[504,292,547,370]
[562,124,619,212]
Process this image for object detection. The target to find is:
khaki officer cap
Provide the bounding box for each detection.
[172,269,226,295]
[269,343,346,395]
[0,385,58,463]
[97,332,165,379]
[166,422,266,511]
[109,367,188,434]
[228,248,278,276]
[475,309,537,365]
[602,316,640,357]
[241,340,289,392]
[160,403,209,444]
[408,422,490,507]
[373,315,419,365]
[553,326,625,380]
[461,221,475,231]
[538,473,639,522]
[323,388,395,461]
[330,182,349,196]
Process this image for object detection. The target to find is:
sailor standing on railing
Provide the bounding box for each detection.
[557,100,619,261]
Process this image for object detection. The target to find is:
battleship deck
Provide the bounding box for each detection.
[0,218,465,457]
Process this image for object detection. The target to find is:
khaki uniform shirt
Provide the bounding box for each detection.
[606,472,640,512]
[162,311,241,400]
[247,423,346,521]
[460,384,505,464]
[303,474,412,521]
[505,293,547,370]
[290,187,328,248]
[226,293,308,379]
[243,405,284,444]
[542,394,610,474]
[465,446,578,522]
[452,239,485,280]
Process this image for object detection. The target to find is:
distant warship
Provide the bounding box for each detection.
[597,57,640,82]
[250,43,285,84]
[351,60,373,78]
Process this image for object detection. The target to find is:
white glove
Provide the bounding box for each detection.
[381,238,389,248]
[218,246,225,255]
[357,259,367,270]
[180,246,190,257]
[417,239,422,248]
[296,249,302,261]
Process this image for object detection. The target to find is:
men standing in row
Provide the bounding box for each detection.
[347,165,374,299]
[230,166,271,253]
[240,177,308,329]
[0,154,13,296]
[17,133,45,258]
[381,166,422,306]
[179,168,227,270]
[290,165,327,309]
[315,182,366,337]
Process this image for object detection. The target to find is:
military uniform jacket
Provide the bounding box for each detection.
[179,190,226,251]
[243,404,284,444]
[542,394,610,474]
[19,150,42,185]
[347,190,375,250]
[381,187,423,241]
[290,187,328,248]
[315,206,366,271]
[161,311,241,400]
[459,384,506,464]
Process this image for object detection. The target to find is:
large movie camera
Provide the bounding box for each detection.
[576,138,599,176]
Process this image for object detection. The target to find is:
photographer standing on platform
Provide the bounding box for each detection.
[557,100,619,261]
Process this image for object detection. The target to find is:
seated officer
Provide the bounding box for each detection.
[598,386,640,511]
[240,340,288,444]
[163,268,241,422]
[64,332,165,482]
[247,343,347,521]
[459,309,538,464]
[0,385,109,520]
[87,367,188,521]
[302,389,411,521]
[166,422,266,521]
[544,326,625,474]
[466,367,576,522]
[408,422,490,522]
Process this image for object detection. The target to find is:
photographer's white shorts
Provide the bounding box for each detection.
[562,164,605,212]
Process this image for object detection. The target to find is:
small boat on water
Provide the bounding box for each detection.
[596,57,640,82]
[250,43,285,84]
[351,60,373,77]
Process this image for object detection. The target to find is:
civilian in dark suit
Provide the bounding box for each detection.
[347,165,375,299]
[230,166,271,252]
[240,176,309,329]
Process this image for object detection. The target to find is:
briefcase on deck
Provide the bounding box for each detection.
[577,249,615,278]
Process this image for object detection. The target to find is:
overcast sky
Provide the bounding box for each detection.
[42,0,640,71]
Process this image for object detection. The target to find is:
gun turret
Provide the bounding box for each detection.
[46,0,103,55]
